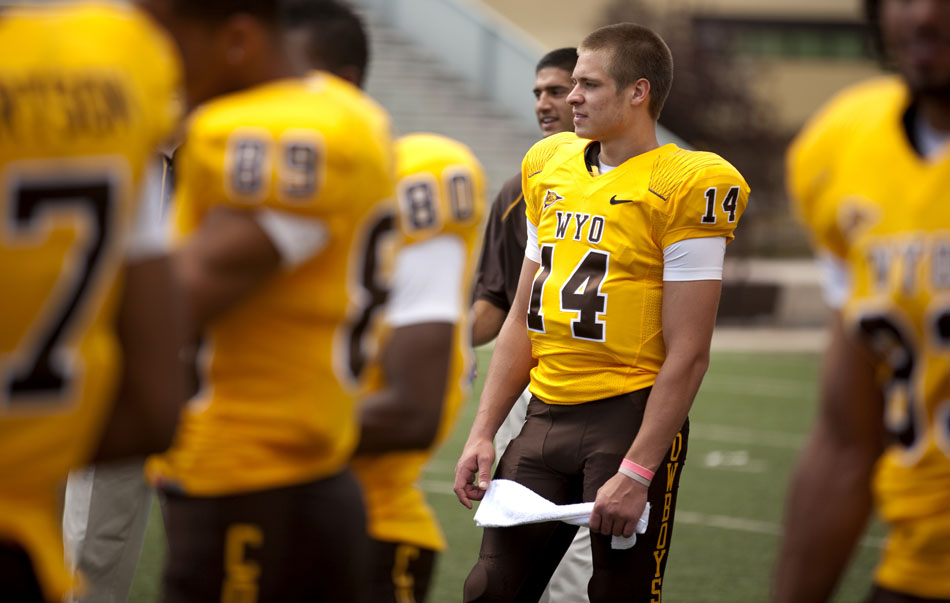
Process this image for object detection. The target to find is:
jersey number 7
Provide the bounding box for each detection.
[4,176,115,407]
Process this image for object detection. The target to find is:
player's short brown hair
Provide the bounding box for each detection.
[580,23,673,120]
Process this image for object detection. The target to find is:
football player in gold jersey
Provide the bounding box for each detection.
[293,5,486,600]
[349,135,485,603]
[774,2,950,602]
[138,0,395,601]
[0,3,186,601]
[454,23,749,601]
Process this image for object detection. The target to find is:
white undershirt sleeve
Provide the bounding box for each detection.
[525,219,540,263]
[386,234,466,327]
[663,236,727,281]
[254,209,329,269]
[125,161,169,263]
[817,251,851,310]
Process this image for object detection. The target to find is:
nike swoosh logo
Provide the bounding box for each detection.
[609,195,634,205]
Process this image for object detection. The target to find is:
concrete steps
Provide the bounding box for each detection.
[361,12,540,199]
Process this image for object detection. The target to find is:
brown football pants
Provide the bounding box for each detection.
[464,388,689,602]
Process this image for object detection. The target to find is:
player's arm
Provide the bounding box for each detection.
[173,207,282,332]
[590,274,720,536]
[93,163,188,462]
[471,191,516,346]
[453,254,537,508]
[356,234,463,454]
[472,299,507,347]
[772,312,883,602]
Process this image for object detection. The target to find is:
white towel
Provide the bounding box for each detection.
[473,479,650,550]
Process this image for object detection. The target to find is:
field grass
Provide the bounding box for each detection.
[129,348,885,602]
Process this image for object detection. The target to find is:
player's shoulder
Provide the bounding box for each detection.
[395,133,482,178]
[4,3,173,60]
[1,3,177,78]
[648,145,747,202]
[805,76,906,138]
[190,73,388,143]
[523,132,586,178]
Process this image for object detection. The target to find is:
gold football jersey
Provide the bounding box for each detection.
[0,3,180,599]
[790,76,950,599]
[350,133,485,551]
[522,133,749,404]
[146,74,395,496]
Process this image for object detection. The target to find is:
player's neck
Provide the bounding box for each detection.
[917,97,950,133]
[235,50,301,95]
[597,126,660,167]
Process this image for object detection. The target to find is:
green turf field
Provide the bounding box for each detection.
[130,349,884,602]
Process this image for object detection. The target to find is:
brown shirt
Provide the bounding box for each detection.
[473,172,526,312]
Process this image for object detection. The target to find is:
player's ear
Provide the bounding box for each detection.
[629,78,651,110]
[221,13,265,68]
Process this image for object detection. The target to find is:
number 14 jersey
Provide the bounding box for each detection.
[522,133,749,404]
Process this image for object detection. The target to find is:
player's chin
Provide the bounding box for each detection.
[573,122,593,139]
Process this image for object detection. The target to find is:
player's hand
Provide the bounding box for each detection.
[453,437,495,509]
[590,472,648,537]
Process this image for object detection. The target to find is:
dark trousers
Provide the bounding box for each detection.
[369,539,437,603]
[0,542,45,603]
[464,389,689,602]
[867,586,950,603]
[161,470,370,603]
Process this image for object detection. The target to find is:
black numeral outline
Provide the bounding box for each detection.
[701,187,717,224]
[337,210,396,384]
[4,177,116,407]
[701,185,741,224]
[526,244,554,333]
[857,312,925,455]
[721,186,739,222]
[559,250,609,341]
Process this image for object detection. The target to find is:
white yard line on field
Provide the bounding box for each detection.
[417,479,886,551]
[698,376,817,400]
[690,423,805,450]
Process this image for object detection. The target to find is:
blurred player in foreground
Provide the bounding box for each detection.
[470,46,597,603]
[0,3,185,601]
[775,1,950,601]
[293,3,486,600]
[61,151,177,603]
[139,0,395,600]
[455,22,749,601]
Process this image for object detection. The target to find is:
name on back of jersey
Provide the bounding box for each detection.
[0,72,132,141]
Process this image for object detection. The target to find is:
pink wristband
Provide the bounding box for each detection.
[620,459,655,481]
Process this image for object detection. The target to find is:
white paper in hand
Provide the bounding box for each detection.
[473,479,650,550]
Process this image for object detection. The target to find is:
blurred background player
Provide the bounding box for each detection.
[469,46,596,603]
[292,3,487,600]
[774,1,950,601]
[455,23,749,601]
[350,135,485,603]
[0,3,185,602]
[139,0,395,600]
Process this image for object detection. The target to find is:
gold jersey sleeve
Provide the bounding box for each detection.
[146,74,396,497]
[789,76,950,599]
[0,4,181,599]
[521,134,749,404]
[351,134,485,551]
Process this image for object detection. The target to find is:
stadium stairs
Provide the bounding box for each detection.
[360,13,540,200]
